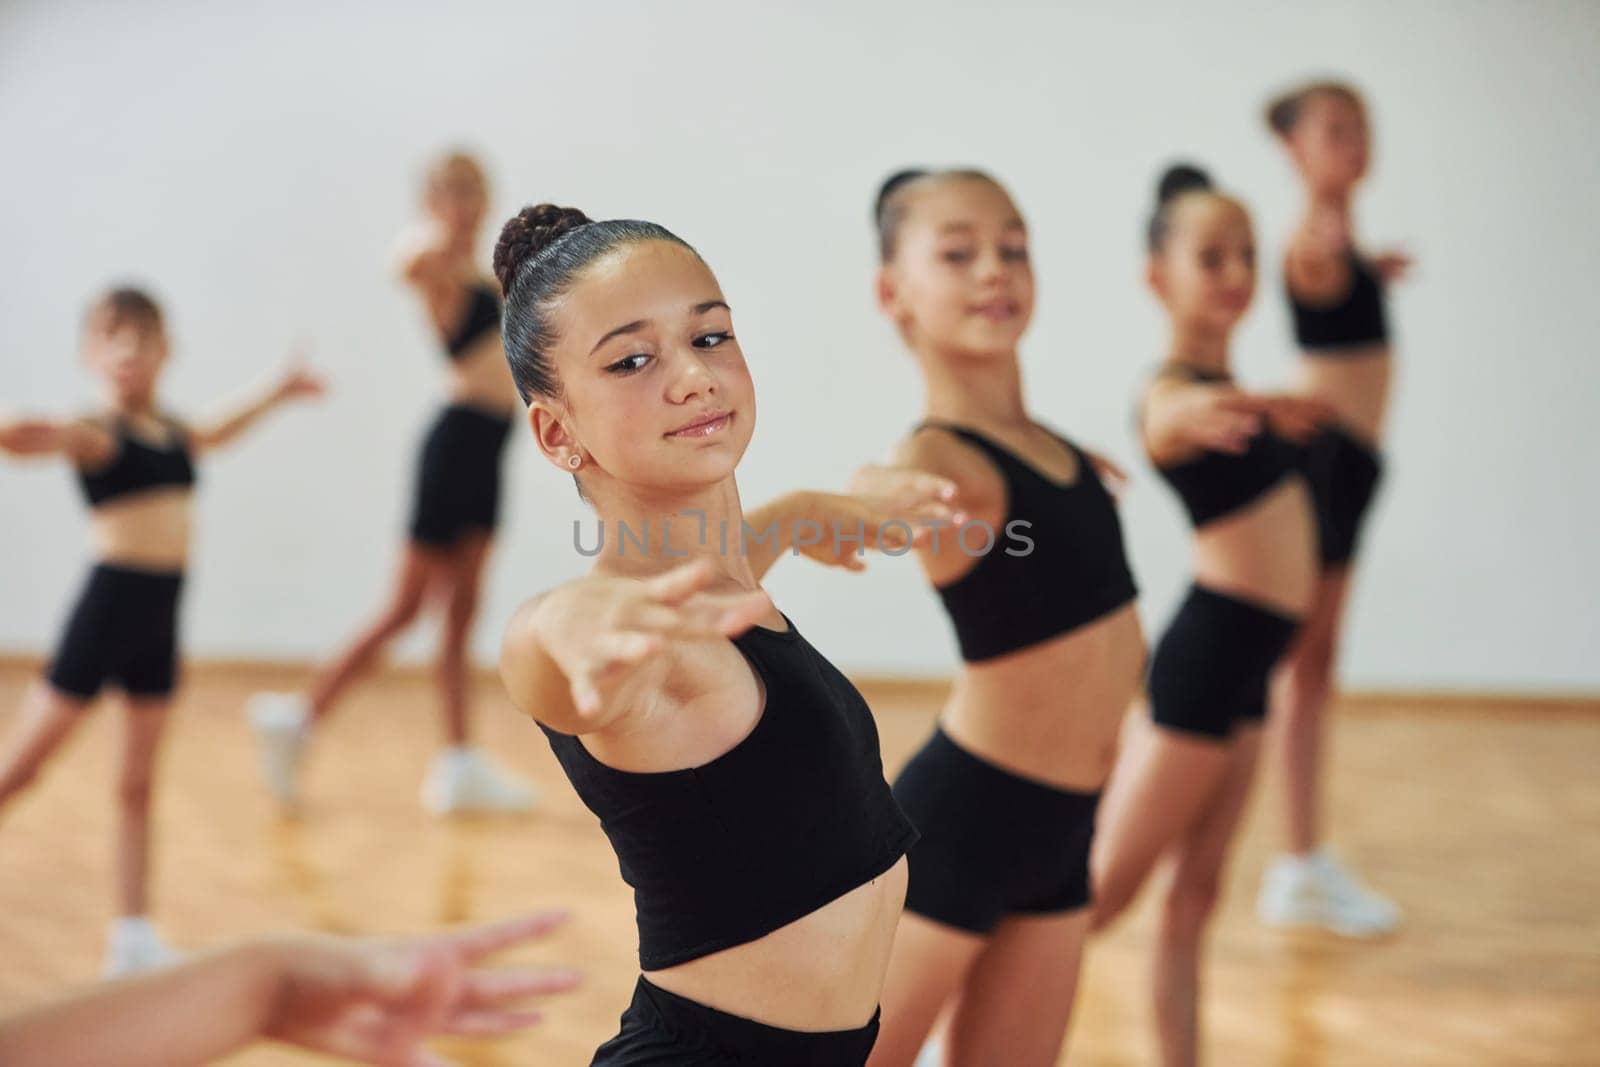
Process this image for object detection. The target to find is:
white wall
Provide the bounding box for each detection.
[2,0,1596,690]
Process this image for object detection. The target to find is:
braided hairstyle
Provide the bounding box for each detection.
[493,205,695,403]
[1146,163,1214,253]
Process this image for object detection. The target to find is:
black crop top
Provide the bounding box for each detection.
[539,614,918,972]
[1288,251,1388,352]
[444,281,501,359]
[77,416,196,507]
[1147,366,1304,529]
[919,421,1138,662]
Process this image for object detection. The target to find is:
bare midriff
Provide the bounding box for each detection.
[87,490,192,572]
[1191,476,1320,618]
[445,334,520,417]
[1297,345,1391,445]
[940,602,1145,792]
[644,855,908,1032]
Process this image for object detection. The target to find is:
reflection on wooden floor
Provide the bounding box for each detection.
[1,662,1596,1065]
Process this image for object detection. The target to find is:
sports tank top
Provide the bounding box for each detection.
[77,416,196,507]
[444,280,501,359]
[1288,250,1388,352]
[1146,366,1304,529]
[539,614,918,971]
[918,421,1138,662]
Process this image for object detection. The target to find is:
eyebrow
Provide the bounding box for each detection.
[589,301,732,355]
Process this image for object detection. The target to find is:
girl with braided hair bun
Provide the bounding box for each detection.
[248,150,537,817]
[855,168,1144,1067]
[493,202,957,1065]
[1090,164,1334,1067]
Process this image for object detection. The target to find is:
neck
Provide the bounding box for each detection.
[1307,186,1354,223]
[1166,321,1231,376]
[587,475,759,587]
[915,344,1029,429]
[105,391,158,418]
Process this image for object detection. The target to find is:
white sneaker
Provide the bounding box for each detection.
[103,917,180,979]
[1257,848,1401,937]
[247,692,310,807]
[421,747,538,815]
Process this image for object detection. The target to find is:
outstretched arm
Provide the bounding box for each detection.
[501,560,773,736]
[0,414,113,466]
[0,911,580,1067]
[188,351,325,453]
[745,477,961,582]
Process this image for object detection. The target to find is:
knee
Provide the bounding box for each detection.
[443,587,480,637]
[1163,869,1222,937]
[1089,869,1132,933]
[0,761,42,799]
[381,592,426,635]
[117,775,154,811]
[1286,634,1336,703]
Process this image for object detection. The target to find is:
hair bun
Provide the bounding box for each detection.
[493,204,591,295]
[1156,164,1212,205]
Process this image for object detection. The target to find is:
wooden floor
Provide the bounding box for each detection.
[0,662,1596,1066]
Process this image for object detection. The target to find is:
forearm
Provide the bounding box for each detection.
[742,491,807,581]
[0,418,67,458]
[0,941,284,1067]
[193,384,286,451]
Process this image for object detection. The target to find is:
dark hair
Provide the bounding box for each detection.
[492,204,695,403]
[85,286,163,334]
[1146,163,1214,253]
[873,167,1002,262]
[1265,79,1363,138]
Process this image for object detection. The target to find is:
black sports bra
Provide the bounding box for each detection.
[1288,250,1388,352]
[539,614,918,972]
[443,281,501,359]
[917,421,1138,662]
[77,416,196,507]
[1146,366,1304,529]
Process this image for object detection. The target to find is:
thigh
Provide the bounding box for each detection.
[46,571,118,701]
[409,409,468,550]
[1092,715,1233,927]
[121,595,181,701]
[1168,728,1265,896]
[946,909,1092,1067]
[870,914,986,1067]
[0,681,93,784]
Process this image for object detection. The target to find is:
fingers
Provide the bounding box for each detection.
[1087,451,1130,497]
[644,558,718,605]
[854,466,959,505]
[590,630,663,663]
[569,674,603,716]
[436,1009,547,1038]
[443,909,571,962]
[700,589,775,635]
[1195,413,1260,454]
[463,965,584,1006]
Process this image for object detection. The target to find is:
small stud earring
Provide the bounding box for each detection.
[567,454,582,470]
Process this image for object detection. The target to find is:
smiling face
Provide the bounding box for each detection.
[877,175,1035,358]
[528,239,755,498]
[1148,193,1256,335]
